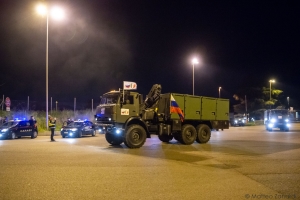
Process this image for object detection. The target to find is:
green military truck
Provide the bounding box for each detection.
[95,84,229,148]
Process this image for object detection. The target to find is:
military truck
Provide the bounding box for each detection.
[264,109,290,131]
[95,84,229,148]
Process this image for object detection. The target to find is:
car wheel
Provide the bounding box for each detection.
[92,130,96,136]
[31,131,38,139]
[196,124,211,143]
[62,135,66,138]
[124,125,146,148]
[10,132,16,140]
[179,124,196,145]
[78,131,82,138]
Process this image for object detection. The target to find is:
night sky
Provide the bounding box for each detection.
[0,0,299,108]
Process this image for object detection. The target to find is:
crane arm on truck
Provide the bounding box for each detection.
[141,84,162,110]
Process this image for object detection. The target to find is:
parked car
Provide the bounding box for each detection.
[0,119,38,139]
[60,120,96,138]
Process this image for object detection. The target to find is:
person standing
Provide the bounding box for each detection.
[48,115,56,142]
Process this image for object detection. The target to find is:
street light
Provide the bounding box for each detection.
[36,4,64,129]
[287,97,290,109]
[269,79,275,101]
[219,87,222,98]
[192,58,199,95]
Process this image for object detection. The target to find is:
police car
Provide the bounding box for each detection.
[60,120,96,138]
[0,119,38,139]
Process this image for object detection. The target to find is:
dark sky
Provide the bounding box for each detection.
[0,0,299,108]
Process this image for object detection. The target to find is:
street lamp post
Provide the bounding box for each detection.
[219,87,222,98]
[192,58,199,95]
[36,4,64,129]
[269,79,275,101]
[287,97,289,109]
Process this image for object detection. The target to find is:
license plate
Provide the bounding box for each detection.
[64,132,68,134]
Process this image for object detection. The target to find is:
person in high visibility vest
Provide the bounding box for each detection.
[48,115,56,142]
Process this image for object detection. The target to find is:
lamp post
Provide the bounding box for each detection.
[36,4,64,129]
[287,97,289,109]
[269,79,275,101]
[192,58,199,95]
[219,87,222,98]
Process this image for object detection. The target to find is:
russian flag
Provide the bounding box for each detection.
[123,81,137,90]
[170,94,184,122]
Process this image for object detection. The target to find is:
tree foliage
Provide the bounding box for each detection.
[233,87,284,114]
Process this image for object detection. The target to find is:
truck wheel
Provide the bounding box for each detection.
[105,132,123,145]
[179,124,196,145]
[158,134,173,143]
[196,124,211,143]
[124,125,146,148]
[172,132,180,141]
[31,131,38,139]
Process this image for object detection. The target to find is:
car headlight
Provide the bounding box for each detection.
[71,128,77,131]
[116,129,121,134]
[1,129,8,132]
[242,120,245,123]
[234,120,237,123]
[268,124,274,128]
[285,119,289,122]
[271,118,276,123]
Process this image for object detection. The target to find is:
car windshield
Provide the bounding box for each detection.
[271,110,288,116]
[1,121,18,127]
[100,93,119,104]
[67,122,83,127]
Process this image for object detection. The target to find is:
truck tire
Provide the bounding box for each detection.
[78,131,82,138]
[196,124,211,143]
[105,132,123,145]
[179,124,196,145]
[158,134,173,143]
[172,132,180,141]
[124,125,146,148]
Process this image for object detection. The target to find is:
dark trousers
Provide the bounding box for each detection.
[50,128,55,140]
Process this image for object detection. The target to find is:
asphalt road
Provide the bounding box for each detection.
[0,124,300,200]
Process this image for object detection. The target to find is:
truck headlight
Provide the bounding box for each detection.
[268,124,274,128]
[1,129,8,132]
[271,118,276,123]
[71,128,77,131]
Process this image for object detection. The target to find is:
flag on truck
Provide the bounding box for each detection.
[170,94,184,122]
[123,81,137,90]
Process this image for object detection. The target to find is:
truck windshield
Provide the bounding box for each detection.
[100,94,119,104]
[271,110,288,115]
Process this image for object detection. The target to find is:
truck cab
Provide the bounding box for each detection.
[264,109,290,131]
[94,90,143,132]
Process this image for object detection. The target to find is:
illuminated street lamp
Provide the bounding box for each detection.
[36,4,65,129]
[192,58,199,95]
[269,79,275,101]
[219,87,222,98]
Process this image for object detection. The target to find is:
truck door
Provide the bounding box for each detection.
[118,94,139,122]
[184,95,201,120]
